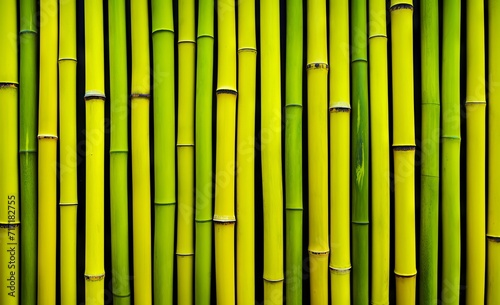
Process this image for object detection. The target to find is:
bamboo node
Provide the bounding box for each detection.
[130,93,151,99]
[152,28,174,34]
[216,88,237,96]
[0,82,18,88]
[306,63,329,70]
[59,202,78,206]
[0,222,20,228]
[213,215,236,224]
[308,250,329,256]
[178,39,196,44]
[84,273,106,281]
[390,3,413,11]
[85,92,106,101]
[19,29,37,35]
[329,266,352,274]
[37,134,58,140]
[263,277,284,283]
[394,270,417,277]
[486,234,500,243]
[393,145,415,151]
[238,47,257,53]
[58,57,77,63]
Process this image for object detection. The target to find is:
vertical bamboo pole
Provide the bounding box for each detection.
[260,0,284,303]
[59,0,78,303]
[236,0,257,303]
[0,1,19,304]
[441,1,461,304]
[419,0,440,304]
[84,0,106,303]
[487,0,500,303]
[307,0,329,303]
[37,0,58,303]
[351,0,369,303]
[131,0,152,303]
[368,0,390,303]
[390,1,417,304]
[465,0,486,303]
[285,0,303,302]
[109,0,132,304]
[194,0,214,303]
[214,0,237,303]
[177,0,196,302]
[19,0,38,302]
[152,0,176,304]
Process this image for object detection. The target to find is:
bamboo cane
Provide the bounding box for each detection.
[177,0,196,302]
[330,0,351,304]
[214,0,237,303]
[84,0,106,303]
[441,1,461,304]
[194,0,214,303]
[237,0,257,303]
[38,0,58,303]
[152,0,176,304]
[419,0,440,304]
[285,0,303,303]
[260,0,284,303]
[487,0,500,303]
[109,0,131,304]
[466,0,486,303]
[390,1,417,304]
[0,1,19,304]
[19,0,38,302]
[59,0,78,303]
[351,0,369,303]
[368,0,390,303]
[131,0,152,303]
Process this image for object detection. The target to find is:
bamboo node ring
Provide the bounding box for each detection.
[130,93,151,99]
[306,63,329,70]
[216,88,238,96]
[390,3,413,11]
[84,273,106,281]
[486,235,500,243]
[0,82,18,88]
[37,134,58,140]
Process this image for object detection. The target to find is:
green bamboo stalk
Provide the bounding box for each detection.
[152,0,176,303]
[109,0,131,304]
[441,1,461,304]
[0,1,19,304]
[285,0,303,302]
[194,0,214,304]
[351,0,370,303]
[419,0,440,304]
[19,0,38,302]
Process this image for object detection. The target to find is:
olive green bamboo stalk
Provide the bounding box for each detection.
[236,0,257,303]
[131,0,152,303]
[194,0,214,303]
[177,0,196,302]
[285,0,303,302]
[306,0,329,303]
[19,0,38,302]
[38,0,58,303]
[351,0,369,303]
[109,0,131,304]
[390,1,417,303]
[84,0,106,302]
[152,0,176,304]
[441,1,461,304]
[368,0,390,303]
[261,0,284,303]
[59,0,78,303]
[419,1,440,304]
[465,0,486,303]
[330,0,351,304]
[0,1,19,304]
[487,1,500,304]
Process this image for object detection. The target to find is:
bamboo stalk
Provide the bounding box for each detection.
[0,1,19,304]
[131,0,152,303]
[59,0,78,303]
[419,0,440,304]
[351,0,369,303]
[177,0,196,302]
[109,0,131,303]
[237,0,257,303]
[330,1,351,304]
[487,0,500,303]
[368,0,390,303]
[37,0,58,303]
[19,0,38,302]
[84,0,106,303]
[285,0,303,302]
[152,0,176,304]
[260,0,284,303]
[465,0,486,303]
[194,0,214,303]
[214,0,237,303]
[390,1,417,304]
[441,1,461,304]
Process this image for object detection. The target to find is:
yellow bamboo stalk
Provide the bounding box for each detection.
[466,0,486,303]
[329,0,351,304]
[38,0,58,303]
